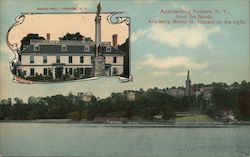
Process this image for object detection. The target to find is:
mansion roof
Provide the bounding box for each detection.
[20,40,125,55]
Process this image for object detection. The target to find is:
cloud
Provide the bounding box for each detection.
[131,29,148,42]
[0,43,11,53]
[176,72,187,77]
[141,54,207,70]
[133,25,220,48]
[152,71,170,77]
[0,43,14,62]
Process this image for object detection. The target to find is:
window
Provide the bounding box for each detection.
[43,56,47,63]
[69,56,72,63]
[43,68,48,75]
[101,46,105,52]
[113,56,117,63]
[30,68,35,76]
[23,70,26,76]
[80,68,84,75]
[65,68,68,74]
[56,56,60,63]
[91,56,94,63]
[34,45,39,51]
[106,46,111,52]
[61,45,67,51]
[112,67,118,75]
[84,45,90,52]
[19,54,22,62]
[69,68,73,75]
[80,56,84,63]
[30,56,34,64]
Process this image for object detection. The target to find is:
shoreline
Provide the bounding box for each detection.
[1,119,250,127]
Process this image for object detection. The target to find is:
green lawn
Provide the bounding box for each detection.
[175,115,215,122]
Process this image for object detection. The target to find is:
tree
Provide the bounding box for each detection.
[74,68,80,78]
[20,34,45,50]
[0,98,12,120]
[59,32,92,41]
[1,81,249,121]
[28,96,40,104]
[68,111,82,121]
[141,107,157,120]
[161,105,176,120]
[14,97,23,105]
[231,82,240,89]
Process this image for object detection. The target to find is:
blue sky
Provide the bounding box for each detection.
[0,0,249,101]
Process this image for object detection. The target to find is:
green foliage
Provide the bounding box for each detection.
[0,81,249,121]
[161,105,176,120]
[59,32,93,41]
[85,68,92,76]
[68,111,82,121]
[59,32,83,41]
[74,68,80,78]
[20,34,45,50]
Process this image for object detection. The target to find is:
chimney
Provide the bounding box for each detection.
[46,33,50,41]
[112,34,118,48]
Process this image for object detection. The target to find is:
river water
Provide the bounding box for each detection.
[0,123,250,157]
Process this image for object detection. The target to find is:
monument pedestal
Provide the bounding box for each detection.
[94,56,105,76]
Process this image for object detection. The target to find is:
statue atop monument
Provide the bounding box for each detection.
[97,2,101,16]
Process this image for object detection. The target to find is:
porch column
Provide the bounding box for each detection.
[62,67,65,75]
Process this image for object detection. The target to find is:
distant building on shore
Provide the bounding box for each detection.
[167,70,193,97]
[168,88,185,98]
[77,92,96,102]
[127,91,136,101]
[200,87,214,100]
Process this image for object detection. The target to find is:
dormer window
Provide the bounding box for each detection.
[106,46,111,52]
[33,45,39,51]
[61,45,67,51]
[84,45,90,52]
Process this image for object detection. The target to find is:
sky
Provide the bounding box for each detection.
[0,0,249,101]
[8,14,128,46]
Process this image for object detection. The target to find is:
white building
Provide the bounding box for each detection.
[16,3,126,81]
[18,35,124,80]
[127,91,136,101]
[168,88,185,98]
[200,87,214,100]
[77,92,96,102]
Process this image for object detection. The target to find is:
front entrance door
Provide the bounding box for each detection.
[55,67,63,79]
[105,64,111,76]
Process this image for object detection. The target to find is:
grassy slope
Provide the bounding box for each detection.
[174,115,215,122]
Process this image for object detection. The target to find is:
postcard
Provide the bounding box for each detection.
[0,0,249,157]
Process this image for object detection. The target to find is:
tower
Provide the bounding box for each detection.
[185,70,192,96]
[93,2,105,76]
